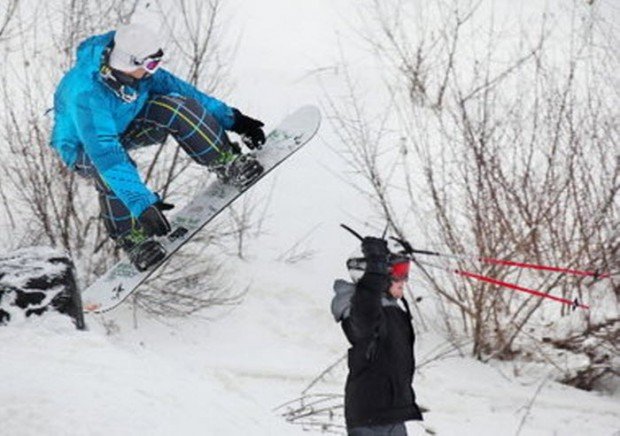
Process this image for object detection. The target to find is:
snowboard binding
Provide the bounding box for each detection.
[211,153,264,190]
[128,239,167,272]
[118,233,167,272]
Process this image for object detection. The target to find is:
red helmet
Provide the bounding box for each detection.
[389,257,410,281]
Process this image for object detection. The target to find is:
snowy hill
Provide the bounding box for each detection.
[2,263,619,435]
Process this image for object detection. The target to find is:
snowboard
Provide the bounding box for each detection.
[82,105,321,313]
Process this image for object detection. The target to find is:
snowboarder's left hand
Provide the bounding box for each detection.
[231,109,266,149]
[156,201,175,211]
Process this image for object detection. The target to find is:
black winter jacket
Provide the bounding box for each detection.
[331,273,423,428]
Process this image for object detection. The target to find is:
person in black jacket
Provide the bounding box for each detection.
[331,237,423,435]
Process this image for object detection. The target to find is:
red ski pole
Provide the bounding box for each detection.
[415,259,589,310]
[401,243,608,280]
[456,269,589,309]
[476,257,608,279]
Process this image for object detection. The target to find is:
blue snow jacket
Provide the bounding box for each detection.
[50,31,235,218]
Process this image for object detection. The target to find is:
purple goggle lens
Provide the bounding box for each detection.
[131,49,164,74]
[143,58,162,73]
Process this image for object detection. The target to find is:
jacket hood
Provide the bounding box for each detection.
[331,279,356,322]
[75,31,115,73]
[331,279,400,322]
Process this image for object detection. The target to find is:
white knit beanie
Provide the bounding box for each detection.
[109,23,162,72]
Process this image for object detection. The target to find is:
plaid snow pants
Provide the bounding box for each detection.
[75,94,234,239]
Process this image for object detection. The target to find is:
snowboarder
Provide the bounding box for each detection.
[50,23,266,270]
[331,236,423,435]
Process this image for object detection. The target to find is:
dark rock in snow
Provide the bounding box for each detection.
[0,247,85,329]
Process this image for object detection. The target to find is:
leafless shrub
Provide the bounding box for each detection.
[541,315,620,390]
[276,224,320,264]
[156,0,234,95]
[515,378,549,436]
[0,0,19,42]
[274,394,345,435]
[274,354,347,434]
[135,253,247,317]
[327,0,618,390]
[225,194,265,259]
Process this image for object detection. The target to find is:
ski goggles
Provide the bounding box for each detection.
[131,49,164,74]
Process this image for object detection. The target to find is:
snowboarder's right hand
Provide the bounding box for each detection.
[138,202,172,237]
[230,109,266,149]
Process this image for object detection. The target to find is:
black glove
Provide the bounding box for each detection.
[231,109,266,149]
[361,237,390,275]
[362,237,389,259]
[156,201,175,211]
[138,202,172,237]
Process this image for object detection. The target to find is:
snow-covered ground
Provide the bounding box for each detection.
[1,1,619,435]
[2,268,619,435]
